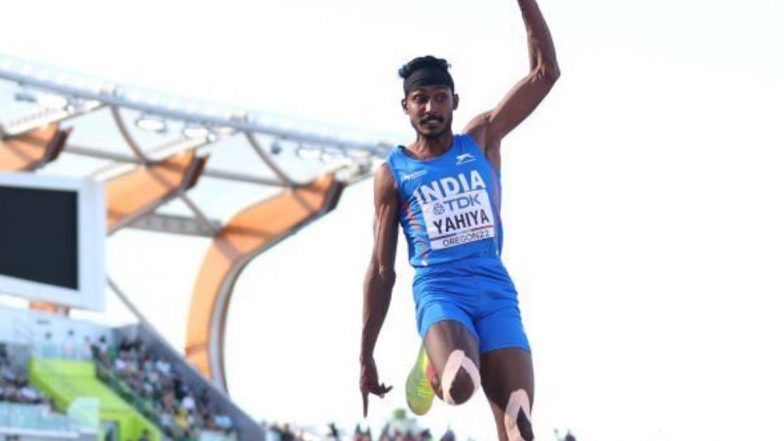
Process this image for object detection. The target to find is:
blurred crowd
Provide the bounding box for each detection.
[359,424,456,441]
[0,343,50,407]
[266,420,460,441]
[93,336,235,441]
[268,418,577,441]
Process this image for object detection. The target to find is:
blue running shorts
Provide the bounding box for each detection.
[413,256,530,354]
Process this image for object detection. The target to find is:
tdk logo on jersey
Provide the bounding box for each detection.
[432,194,483,214]
[456,153,476,165]
[402,169,428,182]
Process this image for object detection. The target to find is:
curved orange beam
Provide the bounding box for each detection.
[0,124,70,171]
[185,174,344,389]
[106,151,207,232]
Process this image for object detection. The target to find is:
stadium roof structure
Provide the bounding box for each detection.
[0,54,393,391]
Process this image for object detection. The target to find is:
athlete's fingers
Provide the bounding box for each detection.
[362,380,392,416]
[368,382,392,399]
[379,383,393,397]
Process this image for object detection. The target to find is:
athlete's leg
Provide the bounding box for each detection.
[480,348,535,441]
[423,320,482,405]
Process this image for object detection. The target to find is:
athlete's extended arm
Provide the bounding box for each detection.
[465,0,560,168]
[359,164,399,417]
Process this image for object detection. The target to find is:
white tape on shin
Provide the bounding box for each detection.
[504,389,532,441]
[440,350,481,405]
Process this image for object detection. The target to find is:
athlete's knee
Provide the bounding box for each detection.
[444,368,477,405]
[504,389,534,441]
[440,350,481,406]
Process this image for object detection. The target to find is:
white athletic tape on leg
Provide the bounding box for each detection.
[441,350,464,405]
[504,389,532,441]
[461,356,481,395]
[440,350,481,405]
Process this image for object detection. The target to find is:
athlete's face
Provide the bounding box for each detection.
[402,85,459,139]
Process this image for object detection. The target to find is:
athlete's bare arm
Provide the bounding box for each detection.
[465,0,560,170]
[359,163,399,416]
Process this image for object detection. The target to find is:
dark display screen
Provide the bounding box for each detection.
[0,186,78,289]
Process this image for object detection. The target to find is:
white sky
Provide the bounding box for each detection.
[2,0,784,440]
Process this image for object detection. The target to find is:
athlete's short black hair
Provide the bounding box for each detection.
[399,56,455,96]
[398,55,451,80]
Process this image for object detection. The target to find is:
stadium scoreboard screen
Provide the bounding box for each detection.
[0,173,106,311]
[0,186,78,289]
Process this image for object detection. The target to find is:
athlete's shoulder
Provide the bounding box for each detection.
[463,111,492,152]
[457,133,483,150]
[385,144,402,163]
[375,162,399,194]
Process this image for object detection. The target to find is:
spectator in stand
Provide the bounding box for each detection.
[280,423,295,441]
[17,379,42,403]
[63,329,77,359]
[440,428,455,441]
[42,332,57,358]
[353,425,372,441]
[173,407,190,436]
[181,389,196,411]
[156,357,171,376]
[214,411,233,433]
[0,346,48,406]
[93,335,111,368]
[114,352,129,375]
[98,335,110,355]
[159,404,174,433]
[1,347,14,381]
[327,422,340,440]
[81,335,93,360]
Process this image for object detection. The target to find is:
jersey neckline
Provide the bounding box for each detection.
[397,134,460,163]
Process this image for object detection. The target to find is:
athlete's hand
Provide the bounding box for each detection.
[360,357,393,417]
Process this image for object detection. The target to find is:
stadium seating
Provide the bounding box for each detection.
[0,305,260,441]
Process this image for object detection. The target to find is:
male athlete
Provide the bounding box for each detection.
[360,1,559,440]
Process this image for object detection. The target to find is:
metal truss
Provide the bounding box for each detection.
[0,54,392,236]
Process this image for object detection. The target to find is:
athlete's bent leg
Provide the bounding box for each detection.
[424,320,481,405]
[480,348,535,441]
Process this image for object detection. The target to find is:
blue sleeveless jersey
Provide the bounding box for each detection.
[386,134,504,268]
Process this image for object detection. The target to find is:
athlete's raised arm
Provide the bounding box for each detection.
[359,163,399,417]
[465,0,560,169]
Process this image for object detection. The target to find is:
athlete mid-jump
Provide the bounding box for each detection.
[360,1,559,440]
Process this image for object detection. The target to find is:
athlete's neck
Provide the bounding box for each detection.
[407,131,454,160]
